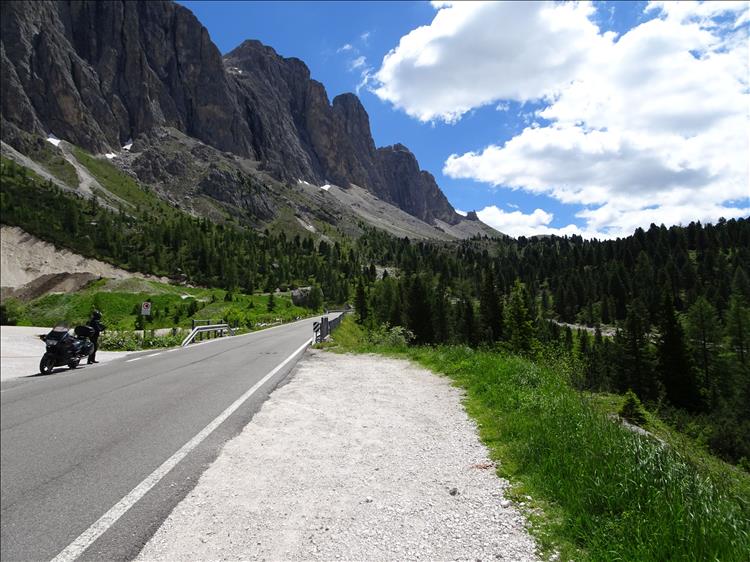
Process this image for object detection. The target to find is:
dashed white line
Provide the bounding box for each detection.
[50,338,311,562]
[124,357,142,363]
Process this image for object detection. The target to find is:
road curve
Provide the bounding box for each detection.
[1,316,334,562]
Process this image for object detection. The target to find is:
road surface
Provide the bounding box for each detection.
[1,316,333,561]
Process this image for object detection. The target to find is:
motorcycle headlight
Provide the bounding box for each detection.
[46,339,58,346]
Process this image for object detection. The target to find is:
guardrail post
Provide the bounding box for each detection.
[180,323,236,347]
[313,321,321,344]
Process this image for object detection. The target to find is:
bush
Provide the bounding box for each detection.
[620,389,648,426]
[366,324,414,350]
[100,330,184,351]
[0,298,23,325]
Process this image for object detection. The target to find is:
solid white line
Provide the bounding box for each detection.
[51,338,310,562]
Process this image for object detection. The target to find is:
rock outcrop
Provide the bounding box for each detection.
[1,0,252,156]
[1,0,466,226]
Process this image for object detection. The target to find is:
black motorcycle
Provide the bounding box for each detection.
[39,325,95,374]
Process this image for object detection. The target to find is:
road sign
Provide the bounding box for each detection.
[141,301,152,316]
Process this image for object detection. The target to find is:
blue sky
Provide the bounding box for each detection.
[179,1,749,238]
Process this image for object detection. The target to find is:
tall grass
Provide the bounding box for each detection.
[331,318,750,561]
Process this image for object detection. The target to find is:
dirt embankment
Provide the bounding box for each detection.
[0,225,160,301]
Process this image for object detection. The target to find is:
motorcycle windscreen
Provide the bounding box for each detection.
[46,326,70,341]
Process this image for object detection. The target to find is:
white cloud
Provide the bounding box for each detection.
[576,201,750,237]
[374,1,748,237]
[455,209,468,217]
[349,56,367,70]
[646,0,750,27]
[476,206,594,238]
[373,1,607,123]
[360,31,371,44]
[337,43,354,53]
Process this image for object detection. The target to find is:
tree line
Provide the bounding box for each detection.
[2,156,748,466]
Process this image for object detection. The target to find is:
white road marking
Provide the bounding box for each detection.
[124,357,142,363]
[51,338,311,562]
[145,353,161,358]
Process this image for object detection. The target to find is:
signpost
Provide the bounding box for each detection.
[141,301,152,316]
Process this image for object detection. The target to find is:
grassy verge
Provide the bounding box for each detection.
[100,330,185,351]
[13,279,315,331]
[326,317,750,561]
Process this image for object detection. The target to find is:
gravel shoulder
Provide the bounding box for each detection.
[137,350,539,561]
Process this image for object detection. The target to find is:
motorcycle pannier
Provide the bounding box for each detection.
[74,325,94,338]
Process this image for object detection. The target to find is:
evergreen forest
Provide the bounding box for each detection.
[1,156,749,468]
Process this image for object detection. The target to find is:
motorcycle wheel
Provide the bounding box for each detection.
[39,354,56,375]
[68,359,80,369]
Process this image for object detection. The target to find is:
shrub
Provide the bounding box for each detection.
[0,298,23,325]
[366,324,414,350]
[620,389,648,426]
[100,330,184,351]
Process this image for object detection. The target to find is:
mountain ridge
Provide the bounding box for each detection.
[0,0,489,234]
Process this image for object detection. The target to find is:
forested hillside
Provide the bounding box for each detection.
[2,156,749,466]
[354,223,750,467]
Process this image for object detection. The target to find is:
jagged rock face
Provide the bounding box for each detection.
[1,0,252,155]
[199,165,275,221]
[224,41,379,191]
[1,0,464,226]
[375,145,459,225]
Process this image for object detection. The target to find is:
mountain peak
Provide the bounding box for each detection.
[0,0,486,234]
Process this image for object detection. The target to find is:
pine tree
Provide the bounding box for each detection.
[355,277,368,324]
[267,292,276,312]
[732,265,750,302]
[479,268,502,342]
[656,291,700,410]
[685,296,723,408]
[386,279,403,328]
[618,298,656,400]
[432,275,449,344]
[725,292,750,370]
[458,292,476,346]
[505,279,534,354]
[308,284,324,311]
[405,276,433,344]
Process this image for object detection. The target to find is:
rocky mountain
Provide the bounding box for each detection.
[0,0,492,234]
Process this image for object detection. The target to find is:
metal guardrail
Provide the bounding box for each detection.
[181,323,235,347]
[313,313,345,343]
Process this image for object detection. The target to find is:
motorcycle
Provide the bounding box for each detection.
[39,325,95,374]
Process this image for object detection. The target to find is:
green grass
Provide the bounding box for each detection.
[590,392,750,494]
[100,330,185,351]
[1,156,49,185]
[27,142,78,187]
[71,147,164,209]
[14,279,315,332]
[328,317,750,561]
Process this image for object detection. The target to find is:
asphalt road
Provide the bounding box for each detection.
[1,316,334,562]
